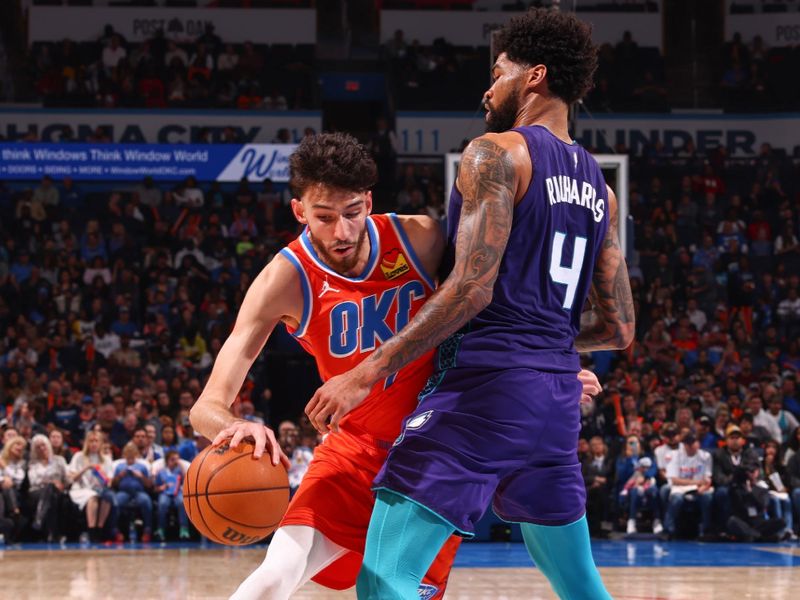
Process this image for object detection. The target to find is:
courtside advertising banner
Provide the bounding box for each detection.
[0,143,296,182]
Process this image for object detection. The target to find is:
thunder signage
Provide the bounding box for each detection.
[0,143,296,182]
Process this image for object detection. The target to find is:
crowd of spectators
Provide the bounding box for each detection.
[718,32,800,111]
[0,133,799,544]
[0,167,325,543]
[26,24,315,109]
[577,139,800,541]
[383,29,666,112]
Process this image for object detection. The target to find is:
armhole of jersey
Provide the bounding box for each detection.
[387,213,436,290]
[278,247,312,338]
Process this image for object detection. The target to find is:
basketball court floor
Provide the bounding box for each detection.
[1,540,798,599]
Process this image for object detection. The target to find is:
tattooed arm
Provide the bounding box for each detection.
[575,186,635,352]
[305,134,522,432]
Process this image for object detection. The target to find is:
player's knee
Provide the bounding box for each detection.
[356,566,411,600]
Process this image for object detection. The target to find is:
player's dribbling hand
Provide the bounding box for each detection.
[578,368,602,404]
[212,420,291,469]
[305,371,373,434]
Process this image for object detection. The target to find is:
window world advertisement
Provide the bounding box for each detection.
[0,143,296,182]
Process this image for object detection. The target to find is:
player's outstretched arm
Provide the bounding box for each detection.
[575,186,635,352]
[189,255,301,466]
[306,134,521,433]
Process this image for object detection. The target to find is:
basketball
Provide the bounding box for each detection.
[182,441,290,546]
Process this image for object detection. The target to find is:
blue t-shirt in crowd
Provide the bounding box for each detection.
[155,465,184,497]
[114,462,150,494]
[177,440,198,462]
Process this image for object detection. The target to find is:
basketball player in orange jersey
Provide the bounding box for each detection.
[190,133,602,599]
[190,132,459,600]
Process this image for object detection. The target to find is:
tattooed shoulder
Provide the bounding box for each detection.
[457,136,518,212]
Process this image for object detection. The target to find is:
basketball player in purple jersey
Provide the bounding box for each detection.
[306,9,634,599]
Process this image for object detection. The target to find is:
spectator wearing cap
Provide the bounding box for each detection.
[620,454,662,535]
[664,432,714,538]
[582,436,614,537]
[614,434,660,534]
[176,418,198,462]
[762,440,796,540]
[713,423,759,532]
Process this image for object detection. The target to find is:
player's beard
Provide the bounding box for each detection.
[308,226,369,275]
[485,85,521,133]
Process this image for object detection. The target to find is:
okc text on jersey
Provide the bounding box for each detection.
[329,280,426,356]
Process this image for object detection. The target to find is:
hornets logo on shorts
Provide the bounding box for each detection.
[393,410,434,447]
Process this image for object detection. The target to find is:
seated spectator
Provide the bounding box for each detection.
[176,418,199,462]
[766,394,799,444]
[1,437,27,540]
[49,428,73,464]
[32,176,59,214]
[102,35,127,73]
[727,460,786,542]
[112,442,153,543]
[713,423,759,532]
[164,41,188,69]
[68,430,116,543]
[616,433,662,535]
[582,437,614,534]
[217,44,239,73]
[26,434,69,542]
[762,440,796,540]
[159,425,179,456]
[153,450,189,541]
[174,177,205,209]
[747,395,781,443]
[664,433,714,538]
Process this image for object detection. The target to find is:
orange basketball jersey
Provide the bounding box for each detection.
[279,213,436,443]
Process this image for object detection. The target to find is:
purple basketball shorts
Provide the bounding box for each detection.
[373,366,586,535]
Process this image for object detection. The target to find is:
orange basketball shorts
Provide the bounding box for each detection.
[279,428,461,596]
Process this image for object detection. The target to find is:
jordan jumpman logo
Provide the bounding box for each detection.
[318,278,341,298]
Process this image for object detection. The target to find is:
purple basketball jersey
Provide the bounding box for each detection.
[446,125,609,373]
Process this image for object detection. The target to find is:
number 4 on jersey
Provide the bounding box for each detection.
[549,232,587,310]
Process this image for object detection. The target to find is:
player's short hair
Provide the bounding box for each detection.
[493,8,598,105]
[289,132,378,198]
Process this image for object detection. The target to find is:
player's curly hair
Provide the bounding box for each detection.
[494,8,598,105]
[289,132,378,198]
